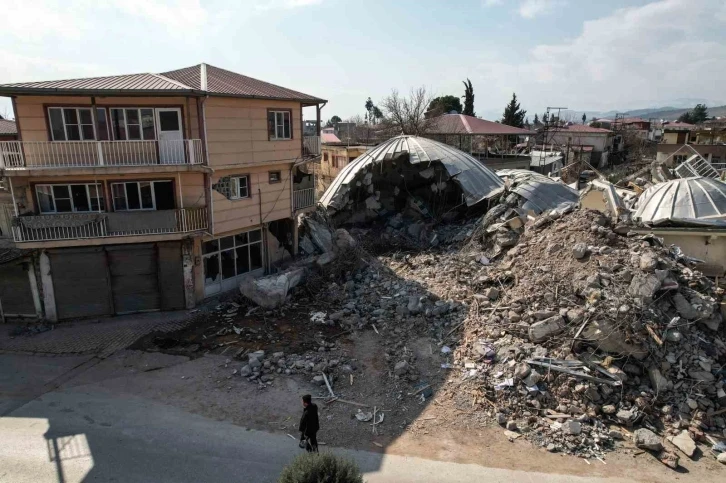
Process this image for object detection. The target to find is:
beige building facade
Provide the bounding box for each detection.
[0,64,324,321]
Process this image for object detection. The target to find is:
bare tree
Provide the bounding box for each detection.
[380,87,434,136]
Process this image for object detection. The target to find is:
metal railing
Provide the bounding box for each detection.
[303,136,321,157]
[674,154,720,179]
[293,188,315,211]
[0,139,204,169]
[12,207,208,242]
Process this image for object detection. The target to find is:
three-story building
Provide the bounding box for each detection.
[0,64,324,321]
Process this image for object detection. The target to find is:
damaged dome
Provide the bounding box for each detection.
[633,177,726,224]
[496,169,579,214]
[319,135,505,219]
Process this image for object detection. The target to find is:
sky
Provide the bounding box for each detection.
[2,0,726,123]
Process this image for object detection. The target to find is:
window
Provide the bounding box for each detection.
[48,107,108,141]
[674,155,687,163]
[231,176,250,199]
[203,229,264,285]
[35,183,104,214]
[267,110,292,140]
[323,152,328,162]
[269,171,281,184]
[111,180,173,211]
[110,108,156,140]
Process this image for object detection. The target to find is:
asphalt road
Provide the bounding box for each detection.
[0,353,636,483]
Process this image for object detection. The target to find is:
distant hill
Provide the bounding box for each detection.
[567,105,726,122]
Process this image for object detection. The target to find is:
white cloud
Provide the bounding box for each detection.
[518,0,562,19]
[472,0,726,112]
[255,0,323,11]
[110,0,208,31]
[482,0,504,6]
[4,1,89,41]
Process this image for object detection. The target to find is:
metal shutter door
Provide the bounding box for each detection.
[157,241,185,310]
[49,248,112,320]
[0,262,35,317]
[107,244,160,314]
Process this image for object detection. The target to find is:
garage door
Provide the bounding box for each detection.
[50,247,112,320]
[107,244,160,314]
[0,261,36,317]
[157,241,185,310]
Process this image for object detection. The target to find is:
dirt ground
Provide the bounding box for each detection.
[92,342,725,483]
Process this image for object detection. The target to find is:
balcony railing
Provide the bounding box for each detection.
[0,139,204,169]
[11,207,208,242]
[293,188,316,211]
[303,136,321,157]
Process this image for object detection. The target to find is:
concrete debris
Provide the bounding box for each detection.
[634,428,663,452]
[668,430,696,458]
[528,316,565,342]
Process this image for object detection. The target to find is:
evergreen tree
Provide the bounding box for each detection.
[533,113,539,126]
[582,113,587,124]
[501,93,527,128]
[426,95,463,117]
[462,79,475,116]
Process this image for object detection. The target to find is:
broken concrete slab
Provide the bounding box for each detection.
[668,430,696,458]
[239,268,305,309]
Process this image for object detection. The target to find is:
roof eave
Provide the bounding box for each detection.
[0,87,204,97]
[205,92,326,104]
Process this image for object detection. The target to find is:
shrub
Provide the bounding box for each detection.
[278,452,364,483]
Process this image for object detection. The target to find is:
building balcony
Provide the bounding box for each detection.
[11,207,208,243]
[0,139,204,170]
[293,187,316,211]
[303,136,321,158]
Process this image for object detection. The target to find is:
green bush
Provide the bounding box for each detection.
[278,452,364,483]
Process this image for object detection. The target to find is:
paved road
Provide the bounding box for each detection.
[0,354,636,483]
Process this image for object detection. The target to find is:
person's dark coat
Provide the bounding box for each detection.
[299,403,320,436]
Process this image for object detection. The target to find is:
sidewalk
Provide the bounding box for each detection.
[0,311,193,357]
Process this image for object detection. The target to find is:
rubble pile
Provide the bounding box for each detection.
[438,208,726,464]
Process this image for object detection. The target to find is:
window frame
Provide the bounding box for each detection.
[47,107,107,141]
[267,109,293,141]
[109,107,157,141]
[268,171,281,184]
[230,175,250,200]
[202,228,264,286]
[110,180,172,211]
[35,183,105,214]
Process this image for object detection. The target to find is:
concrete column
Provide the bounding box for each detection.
[293,214,300,255]
[182,239,196,309]
[39,251,57,322]
[27,259,43,319]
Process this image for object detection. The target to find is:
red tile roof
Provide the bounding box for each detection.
[429,114,534,135]
[0,64,325,103]
[321,132,342,144]
[0,119,17,135]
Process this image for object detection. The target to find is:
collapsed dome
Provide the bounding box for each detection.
[496,168,579,214]
[319,135,505,218]
[634,177,726,224]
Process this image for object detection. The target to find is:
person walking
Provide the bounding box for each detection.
[299,394,319,453]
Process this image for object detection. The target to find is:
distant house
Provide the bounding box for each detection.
[427,113,534,169]
[656,121,726,167]
[539,123,614,168]
[0,118,17,141]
